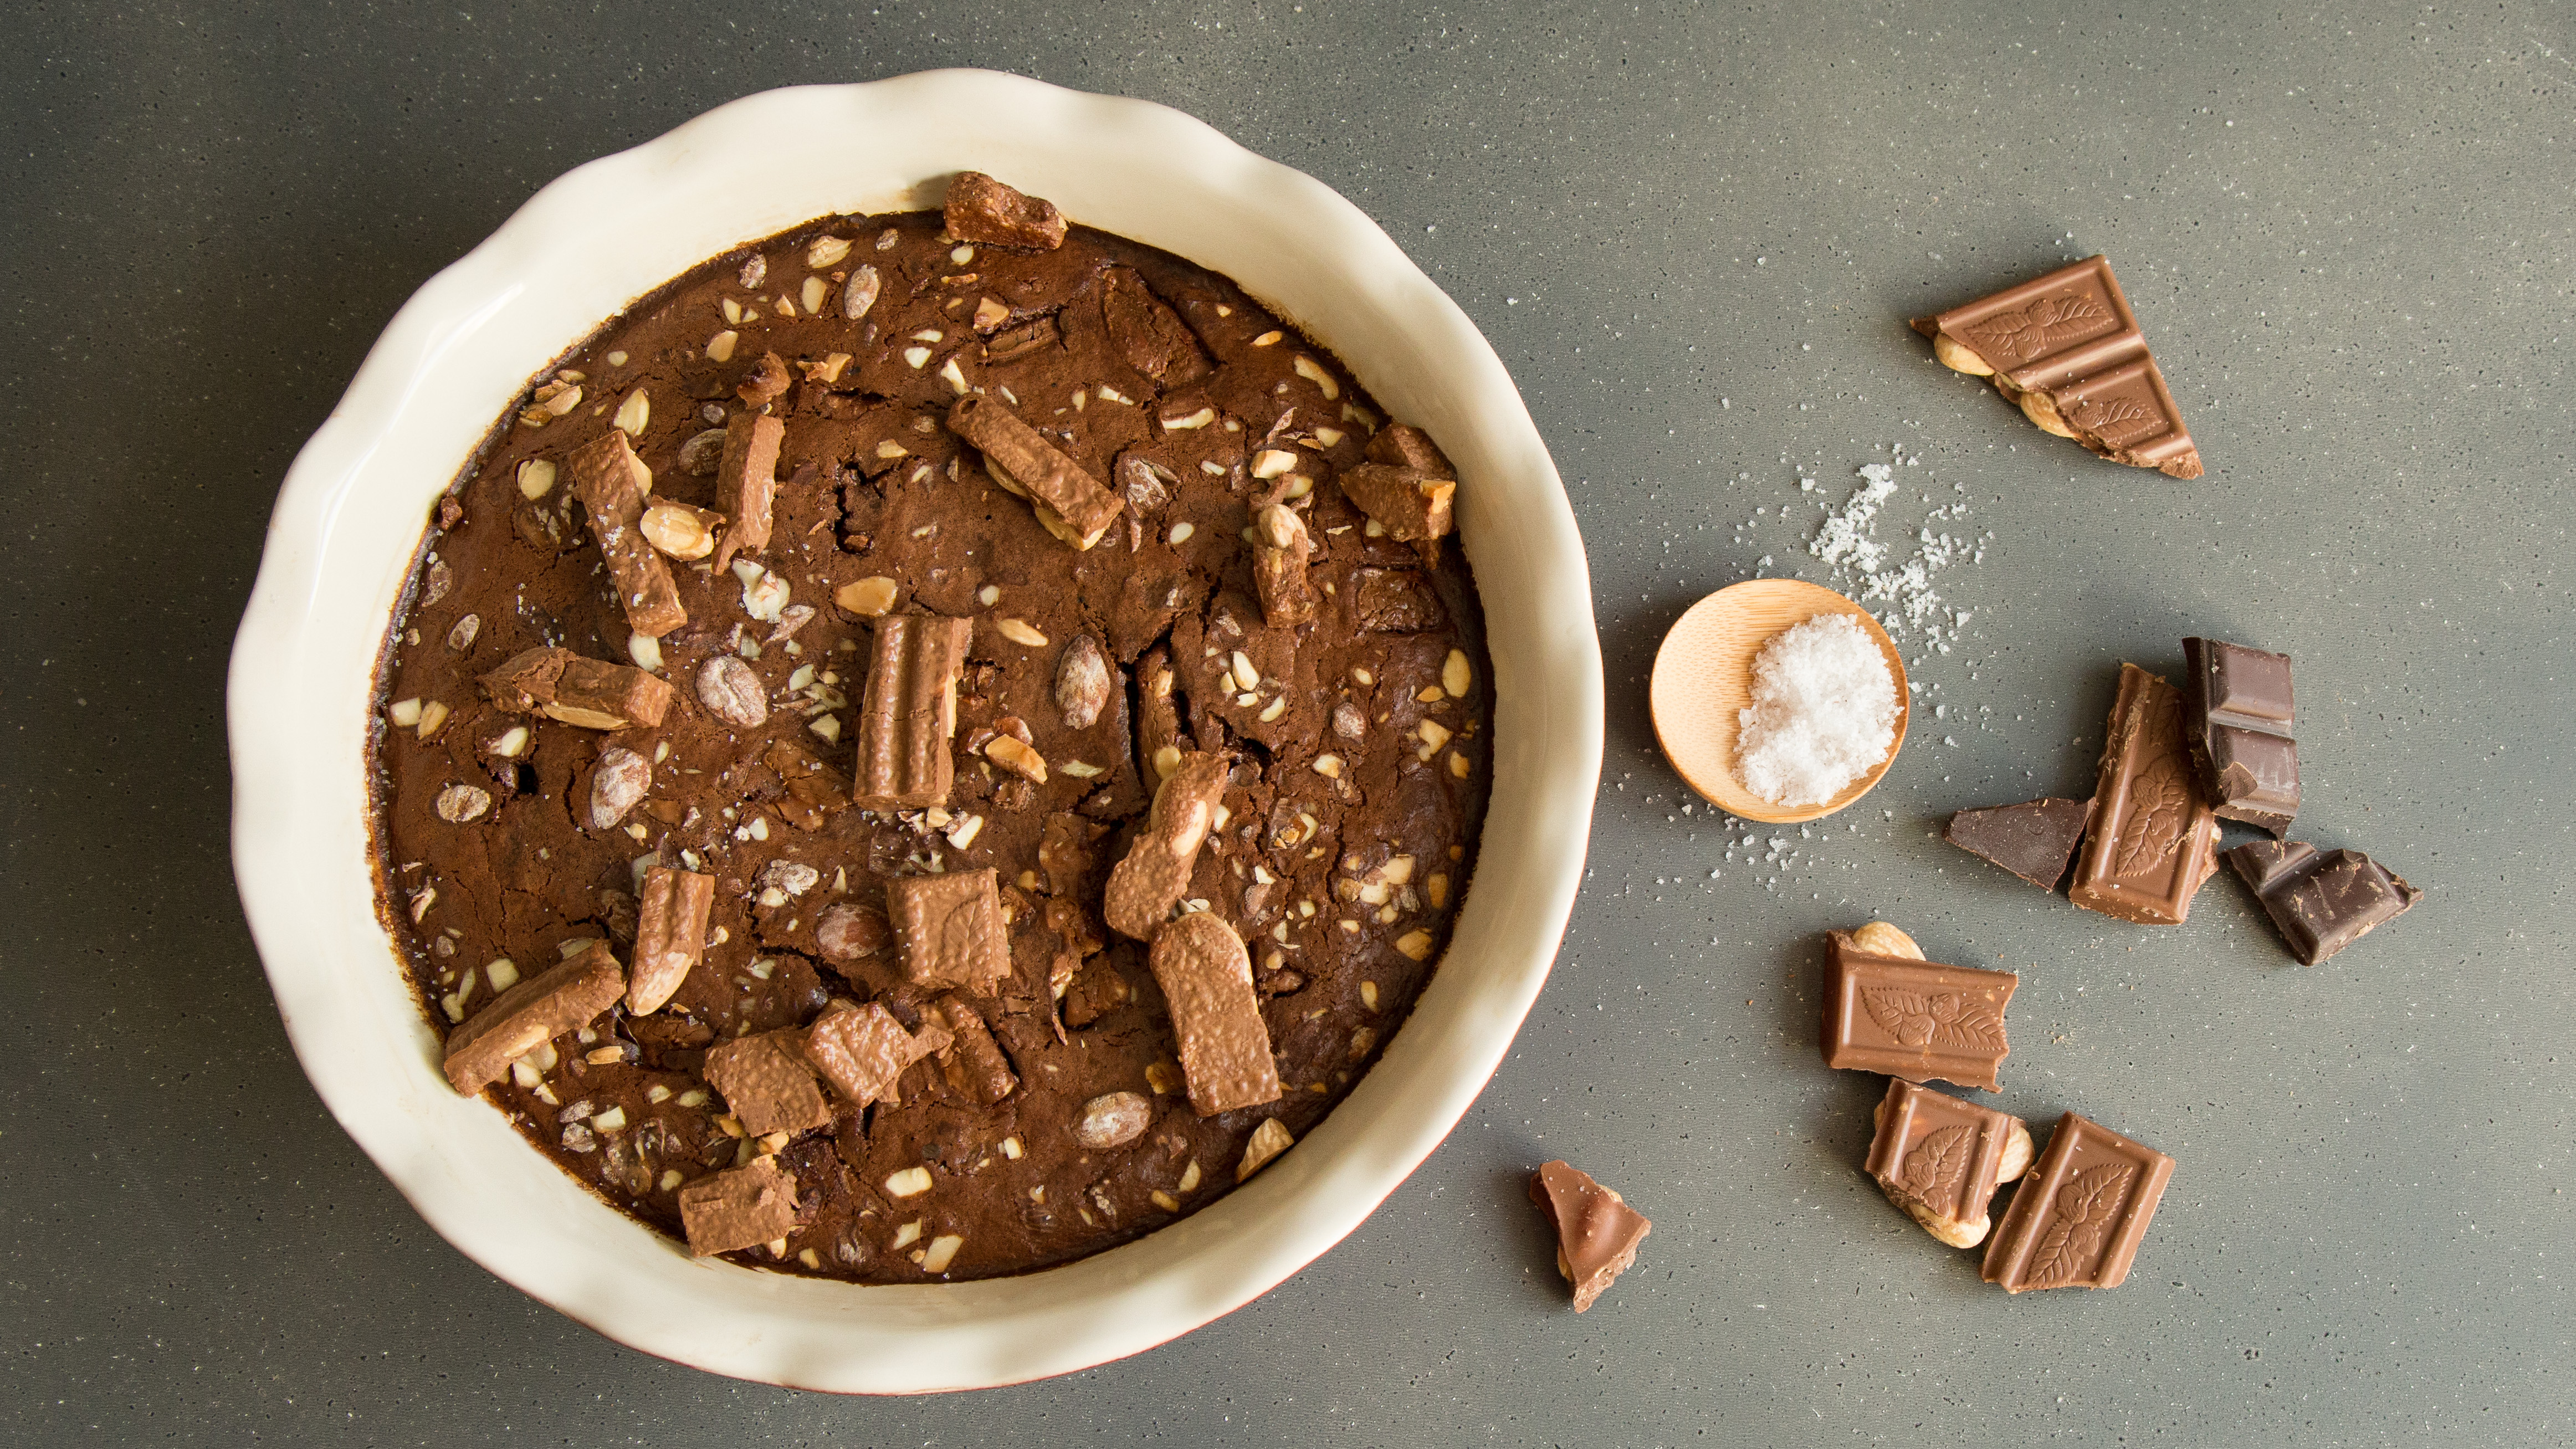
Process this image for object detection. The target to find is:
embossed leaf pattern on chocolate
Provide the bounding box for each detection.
[2027,1162,2136,1287]
[2111,751,2191,877]
[1965,294,2109,362]
[1898,1124,1974,1213]
[1861,987,1936,1047]
[2067,395,2159,441]
[1863,988,2000,1052]
[1924,992,2005,1052]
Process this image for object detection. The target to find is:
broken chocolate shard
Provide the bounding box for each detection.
[1982,1112,2174,1293]
[1103,752,1230,941]
[703,1029,833,1137]
[1528,1160,1650,1312]
[2067,663,2222,925]
[801,1001,945,1109]
[886,867,1011,992]
[1251,504,1318,628]
[1820,929,2016,1092]
[1100,265,1210,385]
[1913,256,2202,480]
[566,428,688,637]
[943,170,1068,251]
[441,940,625,1095]
[677,1154,801,1257]
[709,412,785,573]
[1945,796,2094,891]
[1865,1078,2031,1250]
[2182,637,2300,835]
[2227,839,2421,966]
[479,646,675,731]
[1365,422,1455,476]
[852,613,971,810]
[626,865,714,1013]
[946,395,1123,549]
[1146,910,1282,1117]
[929,996,1018,1105]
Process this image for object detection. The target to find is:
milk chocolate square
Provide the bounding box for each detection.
[677,1155,801,1257]
[703,1030,832,1136]
[1820,930,2016,1092]
[802,1001,947,1109]
[1865,1079,2030,1248]
[886,868,1010,991]
[1982,1112,2175,1293]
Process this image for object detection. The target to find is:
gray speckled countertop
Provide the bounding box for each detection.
[7,3,2572,1443]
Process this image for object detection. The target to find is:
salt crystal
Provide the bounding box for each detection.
[1734,613,1898,807]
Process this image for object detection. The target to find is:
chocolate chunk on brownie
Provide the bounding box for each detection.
[370,177,1492,1282]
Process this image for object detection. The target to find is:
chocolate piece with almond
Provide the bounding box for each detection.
[886,868,1011,991]
[626,865,714,1013]
[678,1154,801,1257]
[852,613,972,810]
[1528,1160,1650,1312]
[946,396,1123,549]
[1251,503,1318,627]
[1864,1078,2032,1249]
[710,412,785,572]
[441,941,625,1094]
[1145,911,1281,1116]
[943,170,1068,250]
[565,428,687,637]
[1103,752,1230,940]
[704,1029,833,1136]
[479,646,674,731]
[1338,443,1457,560]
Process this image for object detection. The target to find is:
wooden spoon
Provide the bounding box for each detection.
[1649,578,1909,823]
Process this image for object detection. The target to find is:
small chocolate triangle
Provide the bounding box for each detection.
[1945,796,2094,891]
[1528,1160,1650,1312]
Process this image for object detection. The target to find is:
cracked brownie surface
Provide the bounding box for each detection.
[370,178,1491,1283]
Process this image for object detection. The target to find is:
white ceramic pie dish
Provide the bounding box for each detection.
[228,71,1601,1393]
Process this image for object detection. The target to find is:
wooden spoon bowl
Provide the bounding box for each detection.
[1649,578,1909,823]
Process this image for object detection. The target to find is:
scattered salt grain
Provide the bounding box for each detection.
[1734,613,1898,807]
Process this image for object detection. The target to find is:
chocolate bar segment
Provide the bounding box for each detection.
[441,940,625,1095]
[801,1001,948,1109]
[943,170,1068,251]
[626,865,713,1013]
[1336,463,1456,556]
[566,429,688,637]
[1528,1160,1650,1312]
[480,646,675,731]
[1982,1112,2175,1293]
[2228,839,2421,965]
[927,996,1018,1105]
[1820,929,2016,1091]
[2067,663,2222,925]
[1103,752,1230,940]
[1945,797,2093,890]
[1146,911,1282,1116]
[946,396,1122,549]
[2183,637,2300,834]
[1866,1079,2032,1249]
[885,867,1011,991]
[852,613,971,810]
[1914,256,2203,480]
[677,1154,800,1257]
[704,1030,833,1136]
[709,412,784,572]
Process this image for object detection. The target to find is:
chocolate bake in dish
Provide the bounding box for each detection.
[370,172,1491,1283]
